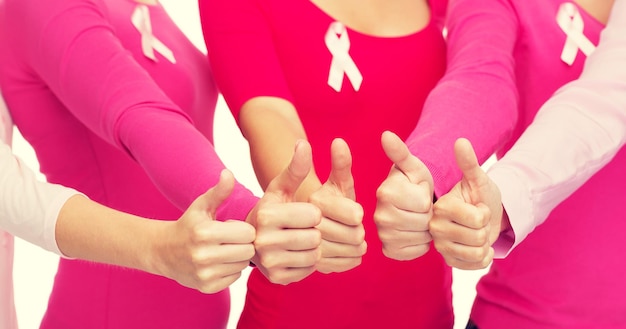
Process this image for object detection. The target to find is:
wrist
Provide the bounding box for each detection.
[142,219,172,277]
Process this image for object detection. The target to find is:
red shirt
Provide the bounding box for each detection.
[201,0,452,328]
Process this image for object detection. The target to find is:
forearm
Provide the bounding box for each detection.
[240,97,322,201]
[55,195,167,275]
[407,0,519,196]
[0,143,79,254]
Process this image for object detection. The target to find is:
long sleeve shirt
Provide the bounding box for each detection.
[0,0,257,327]
[0,97,77,329]
[488,0,626,254]
[200,0,453,328]
[408,0,626,327]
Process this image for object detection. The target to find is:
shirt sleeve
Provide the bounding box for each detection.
[199,0,294,121]
[488,0,626,256]
[0,96,78,256]
[10,0,257,220]
[406,0,520,197]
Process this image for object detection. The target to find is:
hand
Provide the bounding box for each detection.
[430,138,504,270]
[374,131,434,260]
[247,140,323,284]
[309,138,366,274]
[154,170,256,293]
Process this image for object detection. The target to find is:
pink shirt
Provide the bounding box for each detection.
[408,0,625,327]
[201,0,452,328]
[489,0,626,255]
[0,98,77,329]
[0,0,257,328]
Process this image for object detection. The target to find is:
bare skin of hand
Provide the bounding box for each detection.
[430,138,506,270]
[374,131,434,261]
[246,140,323,284]
[153,170,256,294]
[309,138,366,274]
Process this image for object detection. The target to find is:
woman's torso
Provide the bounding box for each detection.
[0,0,226,328]
[233,1,453,328]
[474,1,626,328]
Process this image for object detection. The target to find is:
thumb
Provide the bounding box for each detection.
[328,138,355,197]
[191,169,235,220]
[454,138,488,204]
[265,140,312,200]
[381,131,430,185]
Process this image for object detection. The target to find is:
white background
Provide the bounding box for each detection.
[11,1,488,328]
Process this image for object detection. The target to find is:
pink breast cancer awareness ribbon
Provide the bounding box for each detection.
[556,2,596,66]
[131,4,176,64]
[325,22,362,92]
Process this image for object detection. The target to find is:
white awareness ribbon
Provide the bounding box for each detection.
[556,2,596,66]
[131,4,176,64]
[325,22,362,92]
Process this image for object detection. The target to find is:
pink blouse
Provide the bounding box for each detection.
[0,0,257,327]
[408,0,626,327]
[489,0,626,255]
[0,98,77,329]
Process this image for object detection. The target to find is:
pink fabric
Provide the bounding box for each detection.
[201,0,452,328]
[410,0,626,327]
[1,90,77,329]
[0,0,257,328]
[489,0,626,256]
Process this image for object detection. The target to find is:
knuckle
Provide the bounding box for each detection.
[255,208,274,228]
[354,225,366,244]
[375,185,394,203]
[241,224,256,242]
[309,205,323,224]
[243,245,256,260]
[196,268,217,285]
[474,229,488,246]
[467,247,485,262]
[258,253,281,269]
[300,251,318,267]
[299,230,322,249]
[358,241,368,256]
[373,212,393,228]
[469,212,486,228]
[428,220,444,237]
[312,229,323,247]
[308,192,323,206]
[190,227,208,244]
[190,249,209,265]
[268,271,290,285]
[253,234,272,250]
[481,255,493,268]
[382,247,401,260]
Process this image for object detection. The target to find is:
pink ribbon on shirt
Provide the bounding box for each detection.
[131,4,176,64]
[325,22,363,92]
[556,2,596,66]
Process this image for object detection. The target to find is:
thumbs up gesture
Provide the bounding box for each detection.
[309,138,366,274]
[247,140,323,284]
[374,131,434,260]
[429,138,505,270]
[155,169,257,294]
